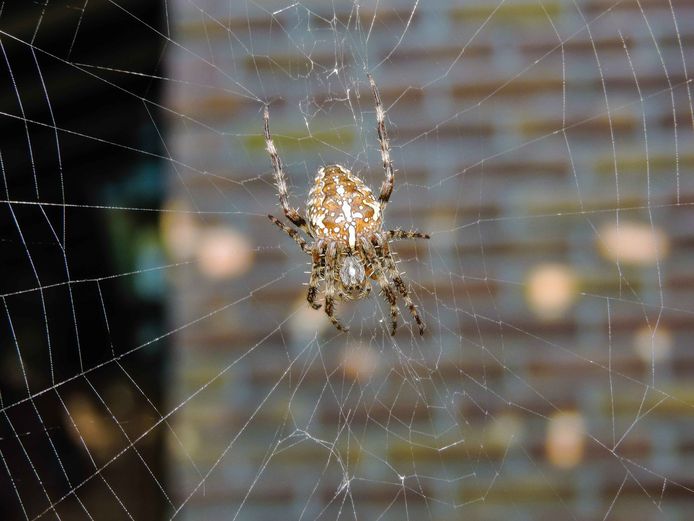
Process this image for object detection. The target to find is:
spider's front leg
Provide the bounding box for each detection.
[323,242,349,333]
[367,74,394,211]
[268,214,310,253]
[263,105,310,233]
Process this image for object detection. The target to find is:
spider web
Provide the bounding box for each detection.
[1,0,694,519]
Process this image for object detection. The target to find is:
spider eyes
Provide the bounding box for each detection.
[339,255,365,290]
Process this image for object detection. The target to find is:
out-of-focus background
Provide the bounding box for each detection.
[1,1,693,520]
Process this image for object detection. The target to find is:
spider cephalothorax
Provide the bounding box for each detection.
[264,75,429,335]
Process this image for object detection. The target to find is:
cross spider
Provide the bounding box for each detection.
[264,74,429,335]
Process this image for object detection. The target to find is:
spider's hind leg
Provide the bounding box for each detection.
[324,295,349,333]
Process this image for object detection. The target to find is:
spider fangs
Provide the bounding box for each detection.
[264,74,430,335]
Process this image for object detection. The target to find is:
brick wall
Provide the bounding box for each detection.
[166,1,694,520]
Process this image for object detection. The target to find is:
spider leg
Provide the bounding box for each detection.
[268,215,310,253]
[360,236,400,336]
[386,229,430,241]
[323,242,349,332]
[367,74,394,211]
[263,106,310,233]
[307,240,326,310]
[372,234,425,335]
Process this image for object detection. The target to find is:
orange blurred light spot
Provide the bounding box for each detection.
[340,342,380,381]
[64,394,117,457]
[546,411,585,469]
[196,225,253,279]
[526,263,577,320]
[161,199,198,260]
[597,221,669,266]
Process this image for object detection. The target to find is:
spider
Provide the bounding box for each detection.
[264,74,429,335]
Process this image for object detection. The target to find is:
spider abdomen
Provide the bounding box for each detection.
[307,164,382,249]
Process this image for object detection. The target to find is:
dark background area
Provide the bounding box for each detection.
[0,2,167,519]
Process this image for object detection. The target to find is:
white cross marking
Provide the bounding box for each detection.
[341,201,353,223]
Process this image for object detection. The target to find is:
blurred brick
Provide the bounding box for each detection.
[452,76,564,100]
[520,113,637,138]
[449,2,562,24]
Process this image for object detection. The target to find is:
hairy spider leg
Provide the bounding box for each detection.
[360,236,401,336]
[268,214,310,252]
[368,74,394,211]
[386,229,430,241]
[264,106,311,233]
[307,239,327,310]
[373,233,425,335]
[323,241,349,332]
